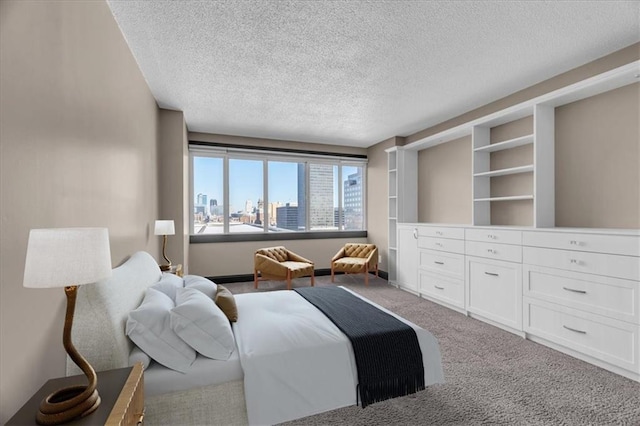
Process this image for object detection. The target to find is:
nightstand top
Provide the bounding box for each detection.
[7,367,135,426]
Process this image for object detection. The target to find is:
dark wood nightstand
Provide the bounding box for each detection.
[7,363,144,426]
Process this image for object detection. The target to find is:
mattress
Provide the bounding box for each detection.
[144,346,243,397]
[233,286,445,425]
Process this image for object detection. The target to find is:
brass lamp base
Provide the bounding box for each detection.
[36,286,101,425]
[37,385,100,425]
[159,263,171,271]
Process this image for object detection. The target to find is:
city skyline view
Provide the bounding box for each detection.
[193,157,360,215]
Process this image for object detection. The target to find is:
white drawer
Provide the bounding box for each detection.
[418,236,465,254]
[466,240,522,263]
[523,265,639,325]
[418,226,464,240]
[524,298,640,373]
[418,249,465,279]
[467,258,522,331]
[523,247,640,281]
[523,231,640,257]
[466,228,522,245]
[419,270,464,309]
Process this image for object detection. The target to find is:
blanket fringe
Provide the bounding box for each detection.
[359,375,426,408]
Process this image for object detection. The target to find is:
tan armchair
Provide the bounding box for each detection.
[331,243,378,286]
[254,246,315,290]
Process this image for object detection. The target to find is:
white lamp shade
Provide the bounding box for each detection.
[23,228,112,289]
[154,220,175,236]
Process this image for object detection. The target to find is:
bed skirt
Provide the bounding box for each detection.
[145,380,248,425]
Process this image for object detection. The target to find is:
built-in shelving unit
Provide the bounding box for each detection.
[396,60,639,229]
[386,147,417,284]
[471,104,551,227]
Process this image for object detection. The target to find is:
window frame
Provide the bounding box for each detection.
[189,142,367,243]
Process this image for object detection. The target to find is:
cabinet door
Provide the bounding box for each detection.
[467,257,522,332]
[397,226,418,291]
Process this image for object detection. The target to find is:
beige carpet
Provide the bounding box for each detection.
[226,274,640,425]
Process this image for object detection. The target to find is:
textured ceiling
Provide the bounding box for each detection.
[106,1,639,148]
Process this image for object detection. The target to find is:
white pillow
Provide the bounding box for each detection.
[170,287,235,360]
[126,288,196,373]
[151,273,184,301]
[184,275,217,299]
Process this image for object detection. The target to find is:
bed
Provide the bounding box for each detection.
[69,251,444,425]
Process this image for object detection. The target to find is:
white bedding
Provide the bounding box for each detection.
[233,286,444,425]
[144,349,243,397]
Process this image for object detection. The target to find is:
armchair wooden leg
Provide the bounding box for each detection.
[376,264,379,277]
[331,264,335,283]
[311,272,315,287]
[254,270,258,289]
[365,265,369,286]
[287,270,292,290]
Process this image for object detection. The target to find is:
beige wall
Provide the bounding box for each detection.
[159,109,190,271]
[406,43,640,144]
[0,1,160,422]
[186,133,368,277]
[190,238,366,277]
[417,136,472,224]
[555,84,639,228]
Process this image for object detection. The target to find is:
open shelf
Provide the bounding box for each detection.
[473,134,534,153]
[474,195,534,202]
[473,165,534,178]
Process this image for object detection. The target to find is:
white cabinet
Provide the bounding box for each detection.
[523,229,640,380]
[417,225,466,311]
[465,228,523,333]
[396,225,418,292]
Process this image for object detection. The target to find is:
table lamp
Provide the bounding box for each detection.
[23,227,112,425]
[154,219,175,271]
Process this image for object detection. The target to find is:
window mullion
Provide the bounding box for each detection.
[223,156,229,234]
[263,159,268,233]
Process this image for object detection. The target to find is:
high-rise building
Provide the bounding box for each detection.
[343,170,363,230]
[245,199,253,214]
[197,193,207,206]
[297,164,306,230]
[276,203,298,231]
[268,202,282,226]
[307,164,334,229]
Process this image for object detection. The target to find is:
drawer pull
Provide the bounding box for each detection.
[484,272,499,277]
[434,261,445,265]
[413,229,418,239]
[434,285,445,290]
[486,249,496,254]
[436,231,443,236]
[562,286,587,294]
[488,234,497,240]
[569,259,582,265]
[563,325,587,334]
[435,242,443,247]
[569,240,582,246]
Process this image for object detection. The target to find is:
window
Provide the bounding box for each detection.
[190,144,367,240]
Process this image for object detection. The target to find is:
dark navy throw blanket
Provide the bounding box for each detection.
[294,286,425,408]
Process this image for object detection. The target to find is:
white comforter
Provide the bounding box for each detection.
[233,287,444,425]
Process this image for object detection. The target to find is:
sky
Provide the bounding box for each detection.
[193,156,359,214]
